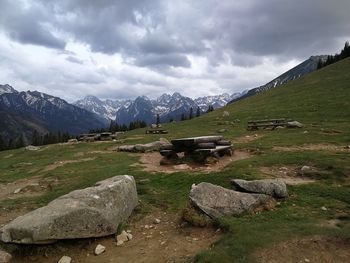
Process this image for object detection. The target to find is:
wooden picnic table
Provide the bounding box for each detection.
[160,135,233,163]
[247,118,292,130]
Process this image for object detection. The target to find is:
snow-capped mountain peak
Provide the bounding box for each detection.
[74,95,131,120]
[0,84,18,95]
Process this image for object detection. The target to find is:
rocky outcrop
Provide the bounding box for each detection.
[117,139,172,153]
[0,175,138,244]
[231,179,288,198]
[189,183,275,219]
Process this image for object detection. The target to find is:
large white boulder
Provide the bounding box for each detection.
[0,175,138,244]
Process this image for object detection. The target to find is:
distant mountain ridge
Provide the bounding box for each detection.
[0,84,108,142]
[229,55,328,104]
[75,92,240,124]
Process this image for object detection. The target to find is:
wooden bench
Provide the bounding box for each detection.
[247,119,291,130]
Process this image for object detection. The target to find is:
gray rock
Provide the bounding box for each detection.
[0,175,138,244]
[222,111,230,117]
[189,182,275,219]
[118,139,171,153]
[58,256,72,263]
[94,244,105,255]
[231,179,288,198]
[287,121,303,128]
[67,139,78,144]
[0,249,12,263]
[25,145,40,151]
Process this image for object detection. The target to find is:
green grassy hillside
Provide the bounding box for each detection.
[1,58,349,262]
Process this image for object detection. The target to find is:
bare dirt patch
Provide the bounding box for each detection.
[42,158,95,172]
[133,150,252,174]
[254,235,350,263]
[259,166,316,185]
[233,134,264,143]
[0,176,61,201]
[12,211,221,263]
[273,144,349,153]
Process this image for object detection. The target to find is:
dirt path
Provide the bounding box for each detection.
[12,211,221,263]
[133,150,252,173]
[273,144,349,153]
[0,175,62,202]
[42,158,95,172]
[232,134,264,143]
[254,235,350,263]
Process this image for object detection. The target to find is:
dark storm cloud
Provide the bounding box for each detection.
[135,53,191,68]
[213,0,350,60]
[0,0,66,50]
[2,0,349,66]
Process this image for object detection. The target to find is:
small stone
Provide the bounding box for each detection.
[116,240,124,246]
[192,238,199,241]
[146,235,152,238]
[126,233,133,241]
[161,241,166,245]
[144,224,150,229]
[154,218,161,224]
[0,249,12,263]
[304,259,310,262]
[94,244,106,255]
[13,188,22,194]
[117,231,129,243]
[303,130,309,134]
[321,206,328,211]
[126,229,132,233]
[58,256,72,263]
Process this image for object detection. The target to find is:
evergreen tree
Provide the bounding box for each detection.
[189,107,193,119]
[206,105,214,113]
[0,134,6,151]
[181,113,186,121]
[8,138,15,149]
[196,107,201,117]
[15,135,25,149]
[32,130,41,145]
[156,114,160,126]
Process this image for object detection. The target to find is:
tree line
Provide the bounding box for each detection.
[90,120,147,134]
[180,105,214,121]
[317,41,350,70]
[0,131,72,151]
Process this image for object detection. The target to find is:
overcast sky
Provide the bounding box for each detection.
[0,0,349,102]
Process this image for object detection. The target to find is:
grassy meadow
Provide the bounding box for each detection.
[1,58,350,262]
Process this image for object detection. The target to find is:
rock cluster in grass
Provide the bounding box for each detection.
[116,230,133,246]
[117,138,172,153]
[184,179,288,226]
[0,175,138,244]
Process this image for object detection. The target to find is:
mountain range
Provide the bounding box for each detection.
[0,84,107,142]
[74,92,242,125]
[0,54,329,144]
